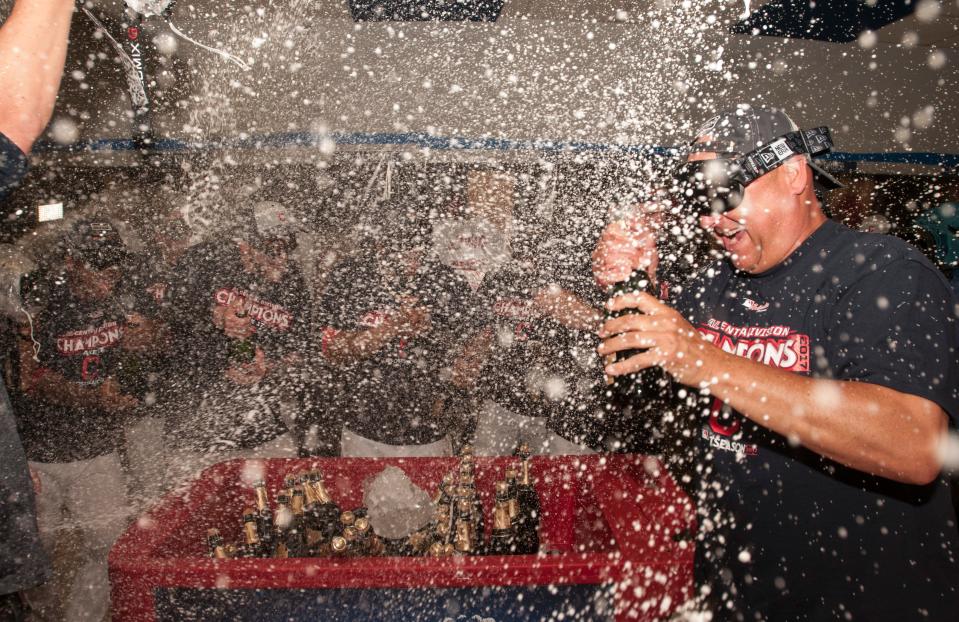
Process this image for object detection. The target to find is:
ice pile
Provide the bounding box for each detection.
[364,466,433,540]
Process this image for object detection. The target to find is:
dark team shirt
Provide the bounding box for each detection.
[166,241,311,449]
[676,219,959,620]
[0,132,28,202]
[17,276,138,462]
[321,251,478,446]
[473,259,612,448]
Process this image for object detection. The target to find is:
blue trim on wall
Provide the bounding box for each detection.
[33,131,959,169]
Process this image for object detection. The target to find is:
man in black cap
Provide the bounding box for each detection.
[16,217,160,621]
[164,199,312,482]
[598,105,959,619]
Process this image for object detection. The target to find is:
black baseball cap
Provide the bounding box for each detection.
[67,218,128,270]
[689,105,843,191]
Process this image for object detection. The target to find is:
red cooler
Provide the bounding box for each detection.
[109,455,694,621]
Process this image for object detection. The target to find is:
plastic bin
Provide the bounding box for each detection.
[109,455,694,621]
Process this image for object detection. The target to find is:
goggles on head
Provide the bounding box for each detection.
[673,126,835,215]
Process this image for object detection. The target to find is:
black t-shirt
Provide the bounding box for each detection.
[166,241,311,449]
[473,259,612,448]
[0,132,27,202]
[676,220,959,620]
[17,276,142,462]
[321,251,478,446]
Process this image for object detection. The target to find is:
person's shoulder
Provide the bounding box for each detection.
[818,221,946,285]
[0,131,29,201]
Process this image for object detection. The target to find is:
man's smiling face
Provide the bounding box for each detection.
[690,151,797,274]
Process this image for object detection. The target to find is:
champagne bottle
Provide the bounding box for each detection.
[239,507,263,558]
[409,532,431,557]
[604,269,672,400]
[355,517,385,557]
[282,473,297,497]
[272,493,294,558]
[453,518,474,555]
[342,526,361,557]
[457,475,485,551]
[434,473,455,506]
[487,482,517,556]
[304,470,341,540]
[288,485,308,557]
[453,498,482,555]
[252,480,276,556]
[330,535,349,558]
[207,528,230,559]
[515,444,541,555]
[504,466,520,523]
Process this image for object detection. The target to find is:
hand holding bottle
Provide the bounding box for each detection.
[225,346,268,386]
[98,376,138,412]
[391,296,432,340]
[213,297,256,340]
[592,208,660,288]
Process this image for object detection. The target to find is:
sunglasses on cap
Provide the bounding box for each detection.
[673,126,835,215]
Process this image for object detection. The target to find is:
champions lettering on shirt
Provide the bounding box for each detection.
[213,287,294,331]
[56,321,124,355]
[699,318,810,372]
[698,318,811,458]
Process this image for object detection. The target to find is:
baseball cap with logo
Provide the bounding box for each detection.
[250,200,301,254]
[67,218,128,270]
[688,104,843,192]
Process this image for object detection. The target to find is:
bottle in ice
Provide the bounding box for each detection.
[514,445,541,555]
[354,517,385,556]
[487,482,518,556]
[287,485,309,557]
[252,480,276,556]
[272,493,294,558]
[303,469,341,540]
[453,517,475,555]
[330,535,350,557]
[239,507,264,557]
[207,528,230,559]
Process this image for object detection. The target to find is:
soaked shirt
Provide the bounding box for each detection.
[321,251,477,446]
[678,219,959,620]
[0,131,27,201]
[18,277,136,462]
[166,241,311,449]
[474,259,611,448]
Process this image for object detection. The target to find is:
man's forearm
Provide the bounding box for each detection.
[323,321,399,366]
[700,346,947,485]
[0,0,75,152]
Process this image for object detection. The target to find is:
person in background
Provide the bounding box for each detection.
[0,0,79,618]
[467,229,605,456]
[915,202,959,298]
[17,218,160,621]
[120,207,191,506]
[320,206,477,457]
[164,199,311,485]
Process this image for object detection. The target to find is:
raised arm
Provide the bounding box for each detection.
[0,0,75,153]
